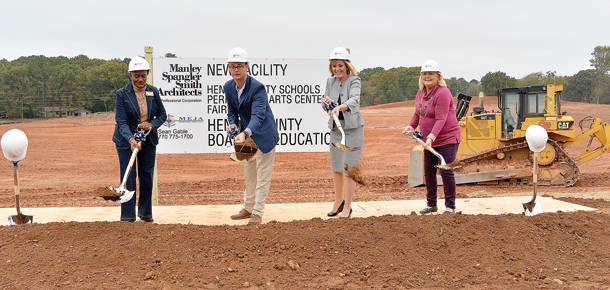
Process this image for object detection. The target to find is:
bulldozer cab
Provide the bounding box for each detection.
[499,84,563,138]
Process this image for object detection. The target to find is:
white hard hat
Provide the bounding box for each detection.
[525,125,548,152]
[227,47,248,63]
[128,57,150,72]
[421,59,440,72]
[1,129,29,162]
[330,47,350,61]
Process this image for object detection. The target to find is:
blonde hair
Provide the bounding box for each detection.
[418,71,446,90]
[328,59,358,77]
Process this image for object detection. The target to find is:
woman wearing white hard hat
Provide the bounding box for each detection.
[322,47,365,219]
[112,56,167,222]
[402,60,462,214]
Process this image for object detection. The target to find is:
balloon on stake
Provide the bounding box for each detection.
[1,129,34,225]
[523,125,548,216]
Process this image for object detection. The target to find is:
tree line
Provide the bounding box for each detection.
[359,45,610,106]
[1,47,609,119]
[0,55,130,119]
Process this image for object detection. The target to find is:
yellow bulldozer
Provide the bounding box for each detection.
[408,84,610,187]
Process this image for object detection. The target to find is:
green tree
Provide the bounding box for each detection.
[446,77,475,96]
[360,79,375,106]
[458,78,469,93]
[542,71,568,85]
[165,52,177,58]
[480,71,516,96]
[466,83,480,96]
[359,67,385,81]
[391,66,420,100]
[372,70,399,104]
[47,63,90,113]
[589,45,610,104]
[97,60,128,91]
[445,77,461,96]
[517,72,545,87]
[563,69,596,102]
[90,59,128,112]
[70,54,91,70]
[0,65,33,118]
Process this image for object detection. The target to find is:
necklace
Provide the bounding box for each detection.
[419,94,434,121]
[135,90,146,113]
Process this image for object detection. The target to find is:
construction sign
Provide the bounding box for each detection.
[153,57,330,154]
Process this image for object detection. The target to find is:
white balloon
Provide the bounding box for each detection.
[1,129,29,162]
[525,125,548,153]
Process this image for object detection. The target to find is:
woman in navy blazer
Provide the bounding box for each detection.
[112,57,167,223]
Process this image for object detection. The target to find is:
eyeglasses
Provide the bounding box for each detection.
[229,64,246,71]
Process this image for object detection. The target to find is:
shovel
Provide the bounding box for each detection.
[98,130,150,204]
[8,162,33,225]
[331,113,359,152]
[404,132,452,170]
[523,152,543,216]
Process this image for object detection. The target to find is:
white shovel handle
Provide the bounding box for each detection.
[404,133,446,166]
[119,145,140,189]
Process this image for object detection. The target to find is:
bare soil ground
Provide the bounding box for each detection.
[1,98,610,289]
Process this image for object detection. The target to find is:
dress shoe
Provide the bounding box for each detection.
[248,214,262,225]
[138,216,154,223]
[443,208,455,214]
[231,209,252,220]
[339,208,352,220]
[419,207,438,214]
[327,200,345,217]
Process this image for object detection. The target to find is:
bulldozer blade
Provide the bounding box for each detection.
[332,142,359,152]
[8,213,33,225]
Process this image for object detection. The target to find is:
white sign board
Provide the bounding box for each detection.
[152,57,331,154]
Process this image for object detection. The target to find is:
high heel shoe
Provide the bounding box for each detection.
[339,208,352,220]
[327,200,345,217]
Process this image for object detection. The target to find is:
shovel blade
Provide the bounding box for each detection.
[111,189,135,204]
[332,142,359,152]
[8,214,33,225]
[435,164,458,170]
[523,202,543,216]
[229,152,257,162]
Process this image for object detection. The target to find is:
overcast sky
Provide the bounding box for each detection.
[1,0,608,81]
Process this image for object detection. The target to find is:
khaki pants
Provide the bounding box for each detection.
[242,147,276,216]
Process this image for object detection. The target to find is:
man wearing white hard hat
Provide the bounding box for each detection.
[402,60,462,215]
[225,47,279,225]
[112,56,167,222]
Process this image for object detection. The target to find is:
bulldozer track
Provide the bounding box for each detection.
[451,139,580,187]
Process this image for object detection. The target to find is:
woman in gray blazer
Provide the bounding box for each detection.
[322,47,364,219]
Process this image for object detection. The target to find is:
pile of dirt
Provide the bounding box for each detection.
[2,211,610,289]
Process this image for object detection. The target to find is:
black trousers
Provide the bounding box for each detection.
[424,143,459,209]
[117,143,156,222]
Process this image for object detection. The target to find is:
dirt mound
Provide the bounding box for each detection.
[2,211,610,289]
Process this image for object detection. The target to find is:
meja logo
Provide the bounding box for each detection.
[179,117,204,121]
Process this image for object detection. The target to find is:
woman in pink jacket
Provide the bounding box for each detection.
[402,60,462,214]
